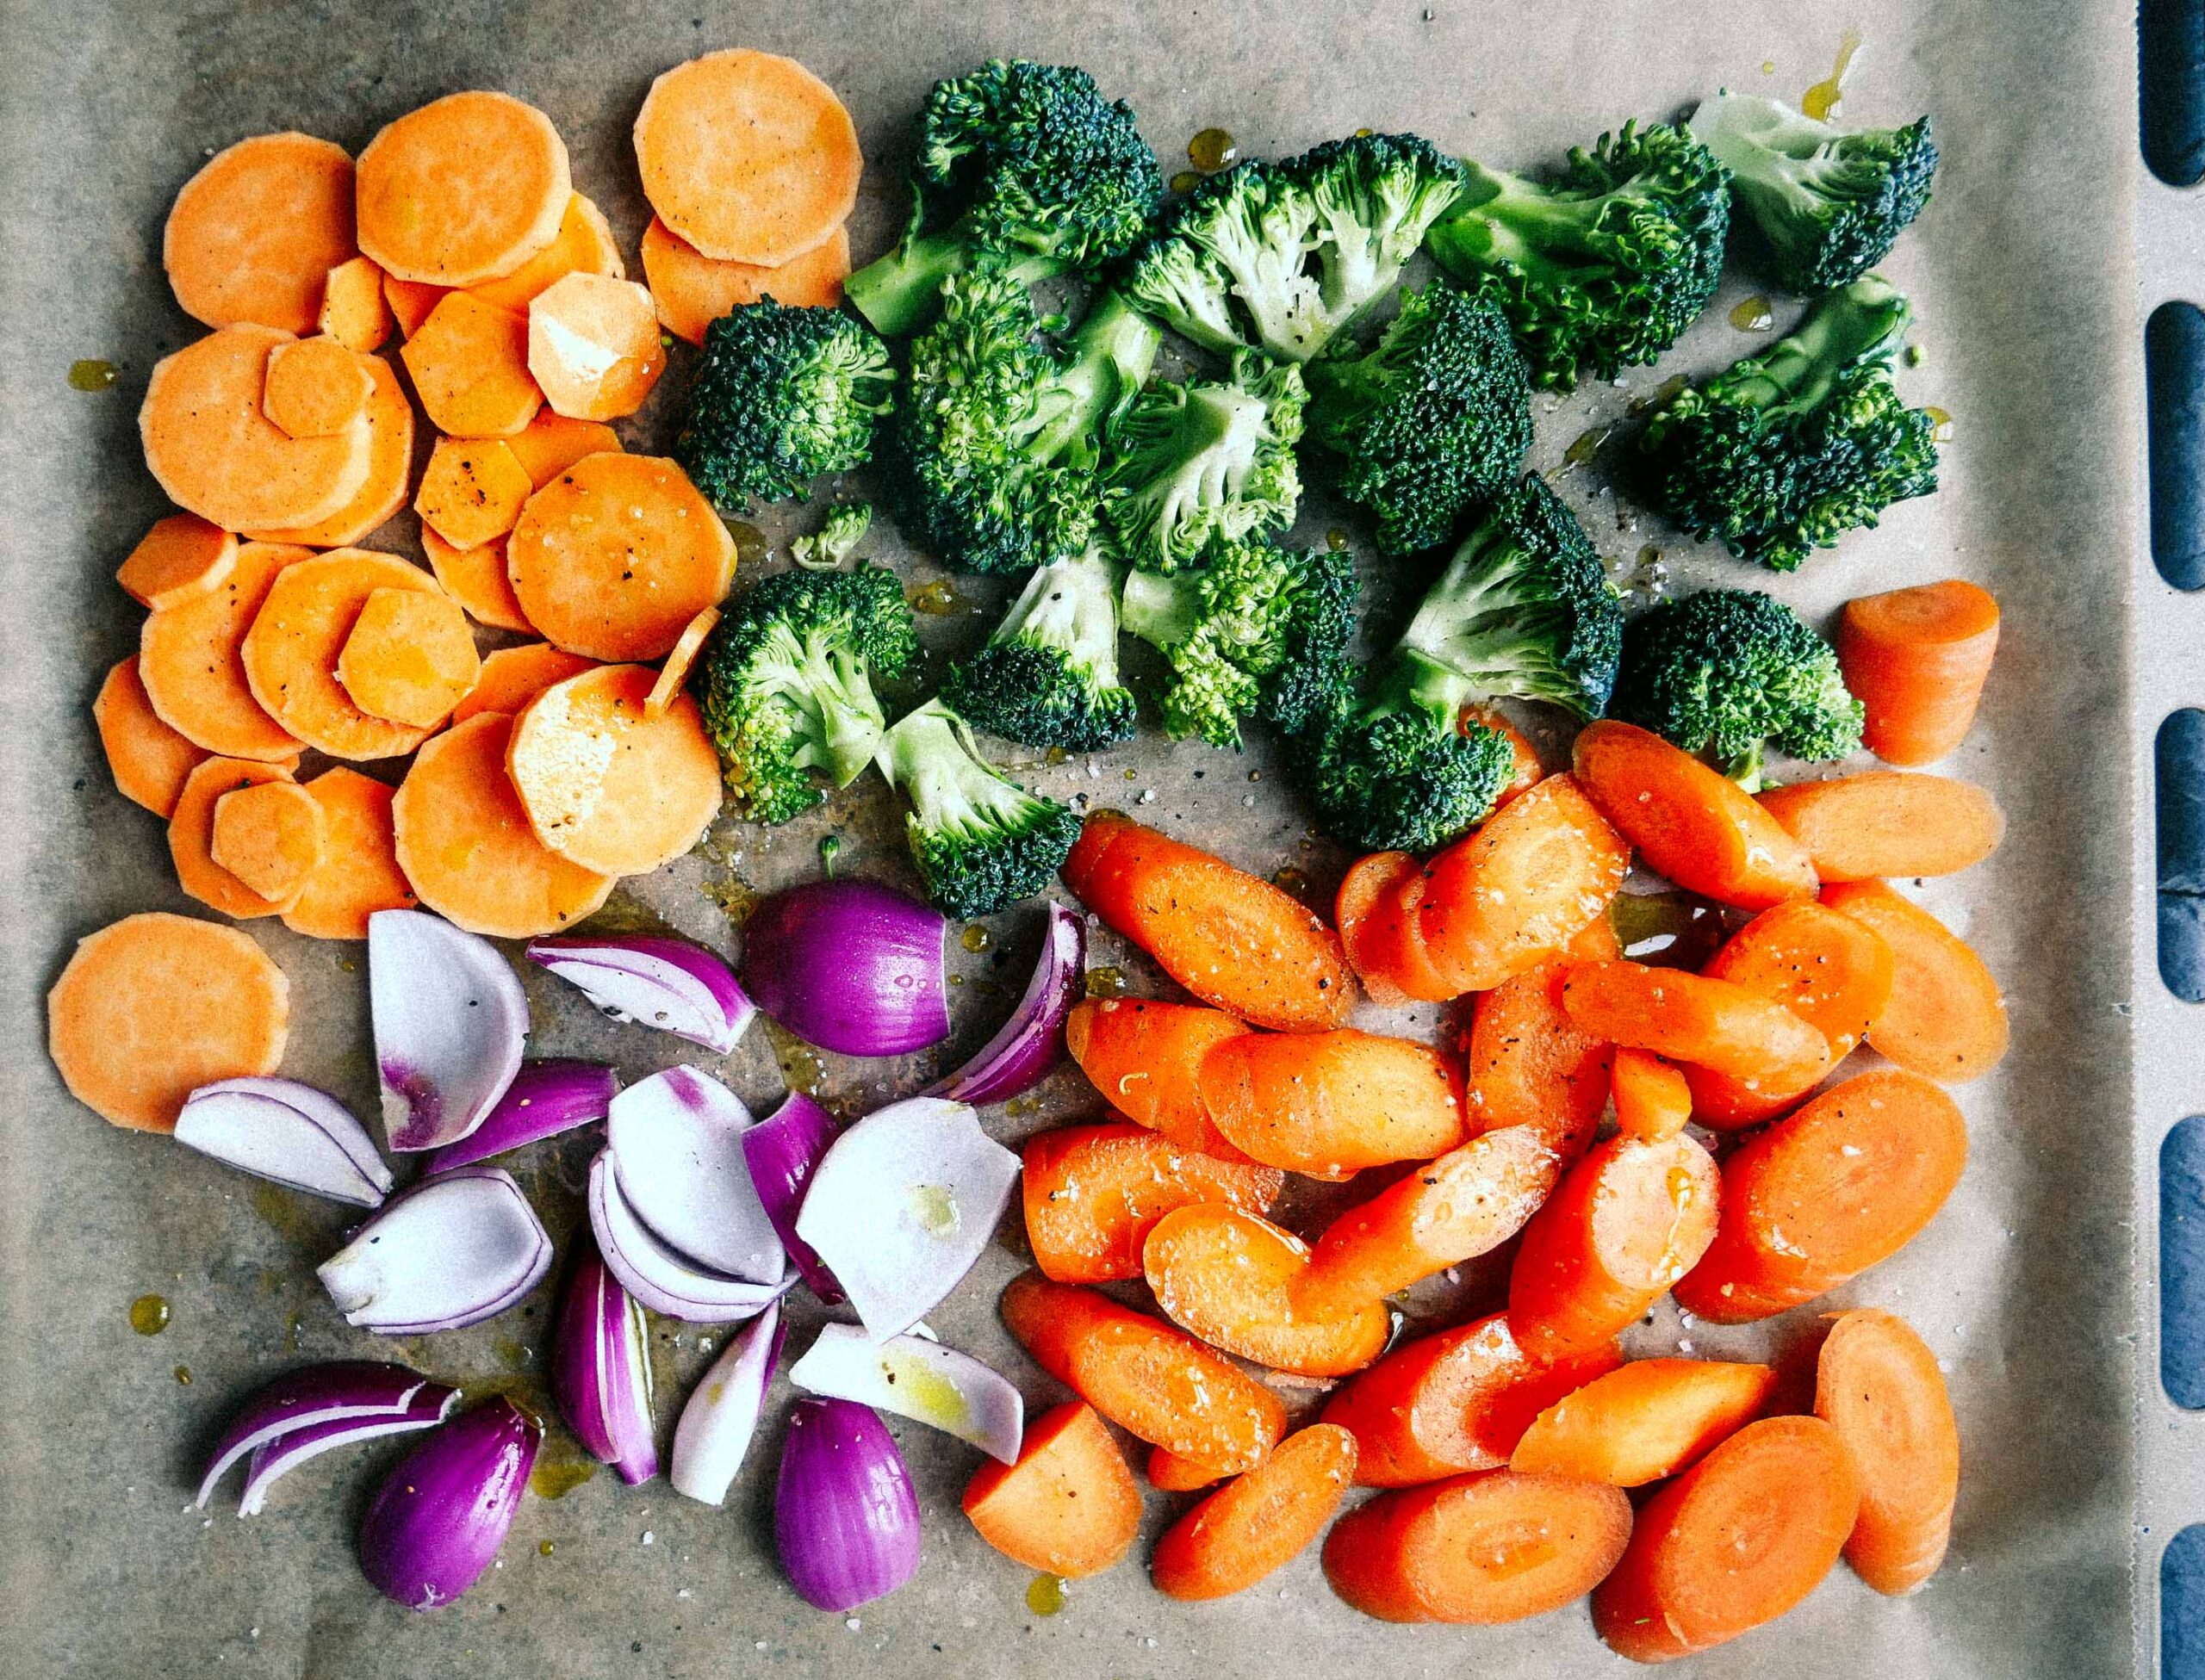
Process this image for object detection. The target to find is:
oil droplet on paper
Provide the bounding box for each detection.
[1924,405,1954,443]
[908,578,962,617]
[725,519,770,570]
[1802,31,1863,121]
[1188,128,1238,173]
[1027,1572,1067,1616]
[1084,964,1128,1000]
[1729,294,1775,332]
[961,924,993,953]
[129,1294,171,1336]
[70,357,118,392]
[1170,170,1202,195]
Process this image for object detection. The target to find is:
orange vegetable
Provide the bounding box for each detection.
[138,541,307,761]
[1022,1122,1282,1284]
[1815,1307,1959,1596]
[1759,770,2004,884]
[504,412,623,488]
[1063,997,1256,1162]
[527,273,665,420]
[1559,960,1830,1088]
[1462,703,1545,805]
[241,549,444,759]
[1573,719,1817,910]
[1152,1425,1358,1601]
[244,351,416,549]
[469,192,624,313]
[209,778,326,902]
[1060,812,1357,1031]
[1593,1415,1859,1662]
[356,91,571,286]
[1675,1069,1967,1324]
[47,912,289,1133]
[163,133,357,335]
[423,529,532,634]
[450,642,599,725]
[382,273,448,338]
[117,514,237,611]
[1610,1049,1692,1143]
[1838,579,1999,766]
[1510,1358,1775,1486]
[318,256,394,352]
[640,216,850,344]
[1142,1205,1390,1378]
[261,334,371,437]
[282,767,417,939]
[401,292,542,437]
[1197,1028,1468,1178]
[1459,914,1620,1162]
[1335,851,1458,1006]
[338,586,481,728]
[962,1402,1140,1579]
[414,436,535,553]
[168,757,299,918]
[646,606,719,718]
[1326,1470,1633,1625]
[1819,879,2008,1081]
[94,656,208,818]
[1147,1447,1231,1491]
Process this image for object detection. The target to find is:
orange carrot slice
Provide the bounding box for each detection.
[1335,850,1422,1007]
[244,351,416,549]
[282,767,417,940]
[318,256,393,352]
[1197,1028,1468,1179]
[450,642,599,726]
[1610,1049,1693,1143]
[415,436,535,552]
[356,91,571,287]
[401,292,542,437]
[1063,996,1257,1163]
[423,529,532,634]
[505,412,623,488]
[117,514,237,611]
[469,192,624,313]
[1152,1425,1358,1601]
[1820,879,2008,1081]
[1559,960,1830,1088]
[527,273,666,421]
[95,656,209,818]
[962,1402,1140,1579]
[1838,580,1999,767]
[1142,1206,1390,1378]
[169,757,299,918]
[241,549,445,759]
[338,586,481,728]
[139,541,307,761]
[1460,915,1620,1162]
[1148,1445,1229,1492]
[640,216,850,344]
[1759,771,2005,883]
[1510,1358,1775,1485]
[1815,1307,1959,1596]
[1022,1122,1282,1284]
[210,778,326,902]
[1463,703,1545,807]
[164,133,357,335]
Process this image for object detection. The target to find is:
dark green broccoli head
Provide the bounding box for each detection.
[1295,133,1469,335]
[696,565,920,823]
[941,547,1136,751]
[1639,275,1939,571]
[1609,588,1863,784]
[1693,91,1938,294]
[676,302,894,505]
[1426,120,1730,389]
[1306,282,1532,554]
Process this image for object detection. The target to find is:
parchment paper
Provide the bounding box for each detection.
[0,1,2140,1675]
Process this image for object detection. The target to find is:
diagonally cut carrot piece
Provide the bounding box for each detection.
[1152,1425,1358,1601]
[1142,1205,1389,1378]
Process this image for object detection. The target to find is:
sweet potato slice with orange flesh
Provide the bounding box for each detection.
[164,133,357,335]
[383,274,448,338]
[338,586,481,728]
[528,273,666,420]
[48,913,289,1132]
[319,256,393,351]
[244,353,416,549]
[645,606,720,718]
[118,514,236,611]
[95,657,210,819]
[451,643,598,725]
[169,757,299,918]
[1022,1122,1283,1285]
[241,549,444,760]
[640,216,849,344]
[415,436,534,552]
[262,335,371,437]
[1510,1358,1775,1485]
[356,90,571,287]
[401,292,542,437]
[1143,1206,1391,1378]
[423,529,531,633]
[283,767,417,939]
[210,778,326,902]
[140,541,308,762]
[505,412,622,487]
[470,192,624,313]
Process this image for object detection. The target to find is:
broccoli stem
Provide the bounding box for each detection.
[996,547,1125,680]
[1394,648,1481,732]
[874,698,1036,835]
[1438,164,1613,267]
[1118,566,1201,650]
[1720,276,1910,416]
[846,233,1064,338]
[1028,291,1162,466]
[754,622,890,786]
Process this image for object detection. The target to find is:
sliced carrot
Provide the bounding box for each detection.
[1508,1131,1721,1361]
[139,541,307,761]
[356,90,571,287]
[318,256,393,352]
[506,663,722,875]
[414,435,535,552]
[1022,1122,1282,1284]
[241,548,444,760]
[1296,1125,1562,1315]
[210,778,326,902]
[1462,703,1544,807]
[47,912,288,1133]
[1063,997,1257,1162]
[1759,771,2005,883]
[1148,1445,1228,1492]
[283,767,417,939]
[1573,718,1818,910]
[1593,1415,1859,1662]
[383,274,448,338]
[391,710,612,938]
[1511,1358,1775,1486]
[95,657,210,819]
[527,273,666,421]
[244,351,416,549]
[1839,579,2000,766]
[646,606,719,718]
[338,586,481,728]
[1321,1311,1622,1487]
[505,412,624,488]
[469,192,624,313]
[507,452,736,661]
[1325,1469,1633,1624]
[1815,1307,1959,1596]
[169,757,299,918]
[451,642,599,726]
[163,133,357,335]
[401,292,542,437]
[117,514,236,611]
[1559,960,1830,1088]
[1611,1049,1692,1143]
[631,50,860,267]
[962,1402,1140,1579]
[1819,879,2008,1081]
[640,215,849,345]
[1197,1028,1468,1179]
[1000,1272,1286,1474]
[1142,1206,1390,1378]
[262,335,371,437]
[1061,813,1357,1031]
[1460,914,1621,1162]
[1152,1425,1358,1601]
[141,325,372,531]
[1336,850,1419,1007]
[1674,1069,1967,1324]
[423,529,531,633]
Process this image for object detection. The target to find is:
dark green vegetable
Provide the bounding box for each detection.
[791,505,873,571]
[941,547,1136,751]
[675,303,894,506]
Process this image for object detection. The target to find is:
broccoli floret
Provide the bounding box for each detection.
[846,61,1165,337]
[675,303,894,505]
[1692,90,1938,294]
[1638,275,1939,571]
[696,565,920,823]
[1609,588,1863,785]
[1099,350,1306,573]
[1119,539,1358,747]
[791,504,873,570]
[1425,120,1730,390]
[941,547,1136,751]
[896,272,1160,575]
[1305,282,1532,555]
[874,698,1084,918]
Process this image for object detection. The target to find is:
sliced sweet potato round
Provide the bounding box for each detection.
[164,133,357,335]
[169,756,299,918]
[527,273,665,420]
[423,529,531,632]
[451,643,598,725]
[117,514,237,611]
[469,191,624,313]
[210,778,326,902]
[356,90,571,286]
[262,335,372,437]
[244,351,415,549]
[400,292,542,437]
[94,656,209,818]
[240,549,444,759]
[414,436,533,552]
[283,768,418,940]
[140,541,308,761]
[338,586,481,728]
[640,216,848,345]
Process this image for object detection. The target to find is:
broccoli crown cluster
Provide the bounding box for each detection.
[1425,120,1730,390]
[1640,275,1939,571]
[1609,587,1863,782]
[696,565,920,824]
[1306,281,1532,555]
[676,303,895,506]
[941,547,1137,752]
[1693,91,1938,294]
[790,503,873,571]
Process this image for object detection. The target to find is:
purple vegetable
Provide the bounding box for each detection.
[420,1060,618,1174]
[789,1324,1023,1462]
[358,1397,541,1611]
[927,900,1084,1106]
[317,1167,551,1335]
[774,1398,921,1612]
[369,910,527,1152]
[607,1067,781,1284]
[176,1076,394,1206]
[741,879,949,1057]
[587,1149,792,1323]
[550,1238,657,1485]
[670,1301,786,1507]
[525,933,755,1054]
[741,1091,844,1304]
[196,1361,441,1509]
[238,1386,458,1516]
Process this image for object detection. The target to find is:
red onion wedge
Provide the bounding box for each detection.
[525,934,755,1055]
[195,1361,444,1509]
[789,1323,1023,1464]
[774,1398,921,1612]
[370,910,527,1153]
[359,1397,540,1611]
[239,1385,459,1516]
[670,1301,785,1507]
[607,1067,782,1284]
[317,1167,551,1335]
[793,1097,1019,1342]
[926,900,1084,1106]
[551,1237,657,1485]
[742,1092,844,1305]
[741,879,949,1057]
[587,1149,792,1323]
[420,1060,618,1173]
[176,1077,394,1207]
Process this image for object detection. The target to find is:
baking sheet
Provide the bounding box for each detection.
[0,0,2140,1674]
